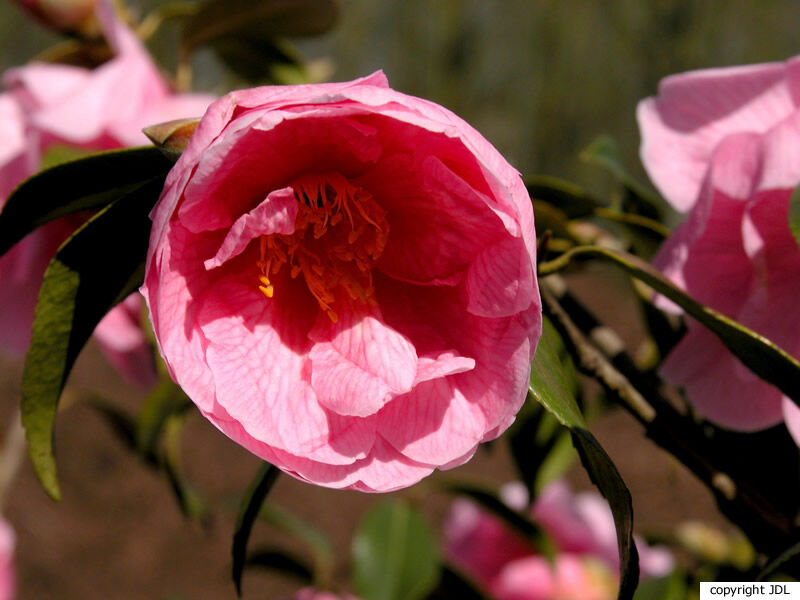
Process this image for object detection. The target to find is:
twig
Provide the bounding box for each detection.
[540,282,799,557]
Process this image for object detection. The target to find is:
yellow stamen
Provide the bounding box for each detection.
[255,172,389,320]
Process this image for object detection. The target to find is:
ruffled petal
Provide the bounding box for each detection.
[204,187,297,269]
[638,60,793,211]
[308,299,418,417]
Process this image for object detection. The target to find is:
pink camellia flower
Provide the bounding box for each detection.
[0,0,214,387]
[0,519,15,600]
[638,58,800,443]
[142,72,541,491]
[443,480,673,592]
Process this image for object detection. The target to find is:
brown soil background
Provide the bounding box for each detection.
[0,267,731,600]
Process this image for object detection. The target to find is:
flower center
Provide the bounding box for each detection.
[256,172,389,323]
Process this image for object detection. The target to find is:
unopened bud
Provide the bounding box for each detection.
[143,118,201,162]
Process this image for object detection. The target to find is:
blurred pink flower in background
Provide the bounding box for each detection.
[0,519,14,600]
[638,57,800,444]
[0,0,214,387]
[293,588,360,600]
[491,554,616,600]
[143,71,541,491]
[444,481,673,597]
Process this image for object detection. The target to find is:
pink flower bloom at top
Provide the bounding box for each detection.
[0,0,215,387]
[638,57,800,442]
[142,72,542,491]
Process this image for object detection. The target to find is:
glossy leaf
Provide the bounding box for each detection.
[572,429,640,600]
[183,0,338,50]
[352,499,439,600]
[539,245,800,407]
[529,317,586,428]
[789,184,800,249]
[232,462,280,596]
[21,176,165,501]
[0,147,171,257]
[529,316,640,600]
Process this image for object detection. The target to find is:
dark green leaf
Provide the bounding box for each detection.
[529,316,586,428]
[232,463,280,596]
[572,429,640,600]
[789,184,800,249]
[0,147,171,257]
[352,499,440,600]
[540,245,800,408]
[137,378,192,459]
[184,0,338,50]
[529,316,639,600]
[39,145,95,170]
[259,503,334,586]
[245,547,314,582]
[21,176,165,501]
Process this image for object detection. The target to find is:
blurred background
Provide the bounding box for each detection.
[0,1,798,598]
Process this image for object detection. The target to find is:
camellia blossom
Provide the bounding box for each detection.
[638,57,800,443]
[0,0,214,386]
[142,72,541,491]
[444,481,673,593]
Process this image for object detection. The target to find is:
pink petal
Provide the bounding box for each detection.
[93,294,156,389]
[638,60,795,211]
[379,375,486,465]
[784,398,800,446]
[308,299,418,417]
[179,112,382,233]
[0,220,75,356]
[466,236,536,317]
[204,187,297,269]
[661,324,784,430]
[361,148,508,286]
